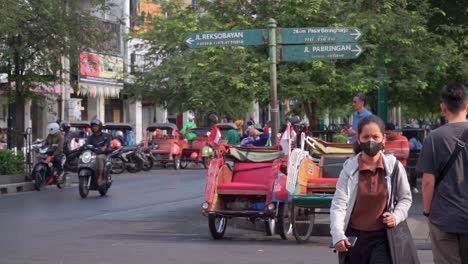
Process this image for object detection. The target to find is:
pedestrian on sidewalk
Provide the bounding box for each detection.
[416,83,468,264]
[331,115,413,264]
[341,93,372,143]
[384,123,415,192]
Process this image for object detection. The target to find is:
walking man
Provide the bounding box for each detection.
[342,93,372,143]
[416,83,468,264]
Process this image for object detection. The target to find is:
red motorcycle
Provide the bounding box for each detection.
[31,144,66,191]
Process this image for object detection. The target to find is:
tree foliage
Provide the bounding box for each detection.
[133,0,465,125]
[0,0,111,147]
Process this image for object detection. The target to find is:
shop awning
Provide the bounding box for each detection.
[76,84,122,99]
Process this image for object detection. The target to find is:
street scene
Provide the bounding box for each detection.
[0,168,434,264]
[1,0,467,264]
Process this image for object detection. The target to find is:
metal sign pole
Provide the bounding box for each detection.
[268,18,279,145]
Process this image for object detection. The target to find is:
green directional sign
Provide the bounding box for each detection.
[279,27,362,44]
[184,29,266,48]
[279,43,363,62]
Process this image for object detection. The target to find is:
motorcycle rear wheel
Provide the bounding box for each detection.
[142,158,154,171]
[111,157,125,174]
[34,170,46,191]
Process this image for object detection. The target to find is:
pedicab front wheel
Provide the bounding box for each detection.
[208,214,227,239]
[277,202,294,240]
[264,218,276,236]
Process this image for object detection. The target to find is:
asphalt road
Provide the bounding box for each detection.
[0,166,434,264]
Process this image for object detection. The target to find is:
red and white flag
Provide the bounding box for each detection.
[208,125,222,145]
[280,124,297,155]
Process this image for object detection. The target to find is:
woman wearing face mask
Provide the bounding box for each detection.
[330,115,412,264]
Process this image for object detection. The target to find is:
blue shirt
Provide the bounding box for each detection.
[350,108,372,143]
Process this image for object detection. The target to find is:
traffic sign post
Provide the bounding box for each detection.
[268,19,279,145]
[184,29,266,48]
[183,21,363,146]
[278,27,362,44]
[279,43,363,62]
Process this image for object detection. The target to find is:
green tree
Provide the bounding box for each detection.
[0,0,111,148]
[133,0,463,128]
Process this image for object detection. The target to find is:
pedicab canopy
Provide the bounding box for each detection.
[69,121,91,128]
[227,145,281,162]
[146,123,178,132]
[104,123,133,131]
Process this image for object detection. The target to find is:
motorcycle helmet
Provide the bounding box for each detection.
[47,123,60,135]
[111,139,122,148]
[60,121,71,133]
[90,119,103,131]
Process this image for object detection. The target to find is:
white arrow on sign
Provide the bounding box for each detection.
[185,38,194,45]
[352,44,363,57]
[350,28,362,41]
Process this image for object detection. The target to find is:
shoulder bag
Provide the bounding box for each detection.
[386,160,420,264]
[436,128,468,187]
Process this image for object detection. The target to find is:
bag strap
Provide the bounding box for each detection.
[436,128,468,187]
[387,160,400,212]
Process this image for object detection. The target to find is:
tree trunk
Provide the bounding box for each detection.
[304,100,318,131]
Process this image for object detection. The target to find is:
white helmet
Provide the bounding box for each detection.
[47,123,60,135]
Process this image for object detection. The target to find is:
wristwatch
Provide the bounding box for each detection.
[423,211,430,217]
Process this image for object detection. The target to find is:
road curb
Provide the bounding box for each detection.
[0,182,35,195]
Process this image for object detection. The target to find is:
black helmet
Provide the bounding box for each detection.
[90,119,103,131]
[60,121,71,132]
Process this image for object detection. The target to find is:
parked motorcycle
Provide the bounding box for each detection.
[140,143,158,171]
[78,145,120,198]
[31,144,66,191]
[111,145,147,174]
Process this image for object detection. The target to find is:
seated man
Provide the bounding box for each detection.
[240,127,269,147]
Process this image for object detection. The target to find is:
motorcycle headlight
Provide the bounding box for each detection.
[39,148,48,154]
[80,151,94,164]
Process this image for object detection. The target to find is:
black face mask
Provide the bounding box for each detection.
[359,141,383,157]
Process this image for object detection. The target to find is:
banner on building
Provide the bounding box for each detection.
[130,0,163,32]
[78,52,124,99]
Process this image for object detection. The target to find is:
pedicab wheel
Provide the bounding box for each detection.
[264,218,276,236]
[78,176,89,199]
[173,155,181,170]
[277,202,294,240]
[291,203,315,243]
[203,157,211,169]
[208,214,227,239]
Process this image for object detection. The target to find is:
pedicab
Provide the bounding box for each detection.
[146,123,183,170]
[279,134,354,243]
[201,144,290,239]
[180,127,213,169]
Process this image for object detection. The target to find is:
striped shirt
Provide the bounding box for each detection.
[384,134,409,167]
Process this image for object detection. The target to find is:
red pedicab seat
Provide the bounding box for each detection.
[216,147,281,196]
[216,162,276,195]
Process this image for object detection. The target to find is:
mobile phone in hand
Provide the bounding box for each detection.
[347,236,358,248]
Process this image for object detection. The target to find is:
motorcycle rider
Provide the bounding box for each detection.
[44,122,65,182]
[86,119,111,186]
